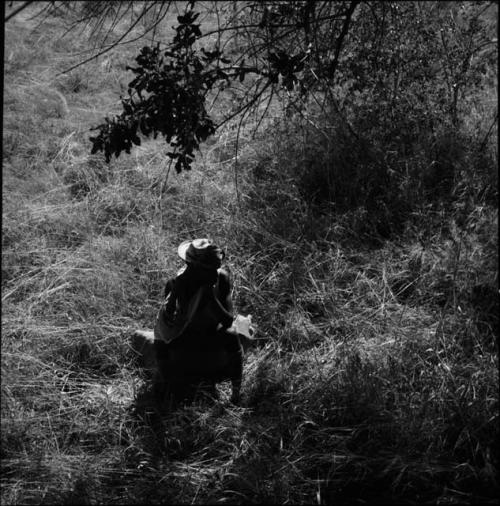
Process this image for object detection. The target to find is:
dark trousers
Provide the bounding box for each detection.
[153,328,243,402]
[154,328,241,361]
[154,328,242,381]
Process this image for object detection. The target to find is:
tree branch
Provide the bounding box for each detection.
[57,1,158,75]
[5,0,35,22]
[328,0,360,79]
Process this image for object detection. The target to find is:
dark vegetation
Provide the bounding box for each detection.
[2,1,498,504]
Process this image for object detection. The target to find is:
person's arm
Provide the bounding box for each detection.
[162,279,178,324]
[217,270,234,328]
[164,279,173,299]
[218,270,233,313]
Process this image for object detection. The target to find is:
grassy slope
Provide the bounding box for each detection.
[2,4,498,505]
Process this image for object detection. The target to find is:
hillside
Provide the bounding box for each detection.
[2,2,498,505]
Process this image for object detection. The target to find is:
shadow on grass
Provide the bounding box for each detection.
[127,379,225,463]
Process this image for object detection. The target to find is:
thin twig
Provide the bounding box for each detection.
[251,86,275,140]
[5,0,35,22]
[478,110,498,152]
[233,111,245,209]
[216,80,271,129]
[57,1,158,76]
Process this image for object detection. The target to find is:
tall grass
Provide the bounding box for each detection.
[2,3,498,505]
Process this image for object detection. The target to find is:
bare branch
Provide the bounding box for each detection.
[5,0,35,22]
[57,1,159,75]
[251,86,275,139]
[329,1,360,79]
[216,80,272,129]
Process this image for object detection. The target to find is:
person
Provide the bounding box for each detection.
[153,238,242,397]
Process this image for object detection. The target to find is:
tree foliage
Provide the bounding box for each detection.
[86,0,364,170]
[91,10,223,171]
[9,1,496,178]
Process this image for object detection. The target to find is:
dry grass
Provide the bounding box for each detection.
[2,3,498,505]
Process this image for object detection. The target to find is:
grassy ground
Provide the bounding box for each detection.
[2,3,498,505]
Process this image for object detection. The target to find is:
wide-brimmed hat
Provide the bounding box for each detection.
[177,238,225,269]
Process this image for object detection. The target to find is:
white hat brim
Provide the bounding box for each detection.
[177,240,191,261]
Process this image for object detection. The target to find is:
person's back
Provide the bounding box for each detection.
[164,265,234,343]
[154,239,246,403]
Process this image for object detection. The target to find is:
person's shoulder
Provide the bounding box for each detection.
[166,267,186,292]
[173,266,189,283]
[176,265,187,277]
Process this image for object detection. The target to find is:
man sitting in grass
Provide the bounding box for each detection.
[153,238,251,403]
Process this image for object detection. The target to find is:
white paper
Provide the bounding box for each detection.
[230,314,254,338]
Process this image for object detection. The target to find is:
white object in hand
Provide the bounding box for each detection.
[230,314,254,338]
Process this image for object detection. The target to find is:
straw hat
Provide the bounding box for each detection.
[177,238,225,270]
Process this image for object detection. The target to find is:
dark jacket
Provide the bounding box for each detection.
[162,267,234,337]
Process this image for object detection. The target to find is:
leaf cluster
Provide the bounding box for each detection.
[87,1,358,169]
[90,9,227,171]
[268,50,307,91]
